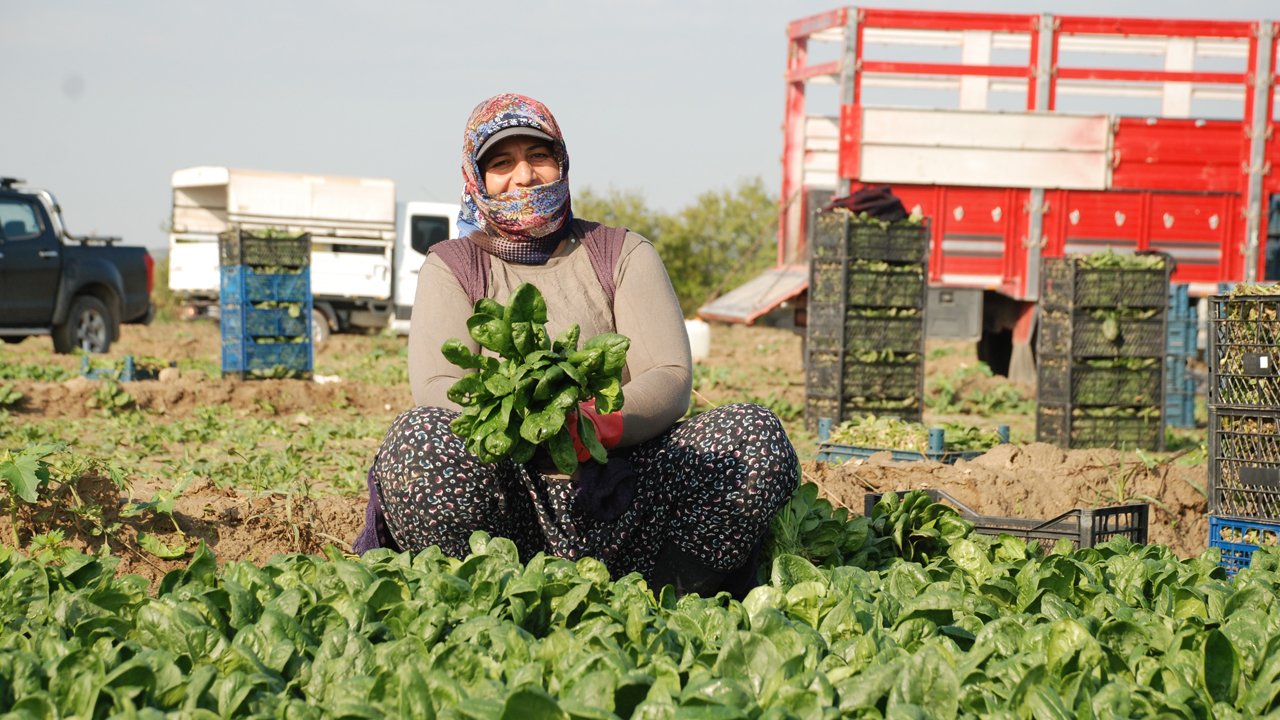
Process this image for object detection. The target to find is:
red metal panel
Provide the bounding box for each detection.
[787,61,842,84]
[1111,118,1247,193]
[1056,68,1243,84]
[1053,191,1146,257]
[861,60,1030,79]
[1146,193,1235,285]
[787,9,847,40]
[859,8,1037,33]
[1056,16,1255,38]
[906,187,1014,289]
[780,33,809,266]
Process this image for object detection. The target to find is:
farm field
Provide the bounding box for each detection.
[3,315,1257,718]
[0,316,1212,580]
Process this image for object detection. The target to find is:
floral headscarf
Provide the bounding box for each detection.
[458,93,572,263]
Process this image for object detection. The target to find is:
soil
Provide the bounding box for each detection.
[0,320,1210,588]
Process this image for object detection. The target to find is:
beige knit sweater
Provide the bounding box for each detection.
[407,229,693,447]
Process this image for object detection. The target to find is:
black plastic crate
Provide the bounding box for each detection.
[809,259,926,308]
[1209,408,1280,520]
[1041,255,1171,311]
[1037,402,1165,451]
[1038,310,1167,359]
[811,212,930,263]
[1037,354,1164,407]
[807,304,924,355]
[1208,294,1280,408]
[805,395,921,432]
[806,352,923,400]
[863,489,1148,548]
[219,229,311,269]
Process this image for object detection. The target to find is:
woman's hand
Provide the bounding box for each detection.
[567,401,624,462]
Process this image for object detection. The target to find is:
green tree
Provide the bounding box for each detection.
[657,178,778,316]
[573,186,666,242]
[574,179,778,317]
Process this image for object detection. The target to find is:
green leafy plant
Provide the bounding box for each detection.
[121,476,193,558]
[86,380,134,416]
[443,283,630,475]
[0,443,65,544]
[0,383,23,407]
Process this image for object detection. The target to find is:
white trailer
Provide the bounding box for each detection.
[167,166,458,341]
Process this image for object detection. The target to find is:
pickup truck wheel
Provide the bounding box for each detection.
[311,308,331,346]
[52,296,114,354]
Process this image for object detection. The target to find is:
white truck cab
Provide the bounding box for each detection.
[390,201,460,335]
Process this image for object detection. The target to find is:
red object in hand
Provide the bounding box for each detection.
[568,401,624,462]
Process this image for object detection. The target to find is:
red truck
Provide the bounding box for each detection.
[700,7,1279,383]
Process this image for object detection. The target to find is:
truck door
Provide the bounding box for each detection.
[0,196,60,324]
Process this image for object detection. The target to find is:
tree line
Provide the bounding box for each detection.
[574,178,778,317]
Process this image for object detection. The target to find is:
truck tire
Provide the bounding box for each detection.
[52,295,114,354]
[311,307,331,346]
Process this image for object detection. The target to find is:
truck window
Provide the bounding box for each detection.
[0,199,43,241]
[411,215,450,255]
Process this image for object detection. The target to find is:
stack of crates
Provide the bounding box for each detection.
[804,211,929,431]
[1036,254,1170,450]
[219,229,314,379]
[1165,284,1198,428]
[1206,290,1280,575]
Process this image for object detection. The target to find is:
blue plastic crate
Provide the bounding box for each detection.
[1209,515,1280,576]
[1165,387,1197,428]
[817,442,984,465]
[221,303,310,339]
[80,355,168,382]
[1166,318,1198,356]
[221,337,313,377]
[220,266,311,304]
[1169,283,1193,319]
[1166,355,1188,387]
[815,420,1007,465]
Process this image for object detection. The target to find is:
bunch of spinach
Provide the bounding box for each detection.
[442,283,630,474]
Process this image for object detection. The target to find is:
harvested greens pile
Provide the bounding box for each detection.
[441,283,629,474]
[825,414,1003,453]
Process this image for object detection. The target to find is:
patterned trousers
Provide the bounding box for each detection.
[371,403,799,581]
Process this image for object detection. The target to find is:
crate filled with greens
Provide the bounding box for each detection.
[219,228,314,379]
[815,414,1006,464]
[1208,407,1280,520]
[1037,403,1165,451]
[1207,286,1280,409]
[810,209,930,263]
[1209,515,1280,576]
[805,211,929,431]
[1036,251,1170,450]
[861,488,1149,548]
[1040,250,1171,311]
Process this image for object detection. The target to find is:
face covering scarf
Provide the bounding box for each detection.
[457,93,573,265]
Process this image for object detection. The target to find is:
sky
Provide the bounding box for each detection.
[2,1,1275,253]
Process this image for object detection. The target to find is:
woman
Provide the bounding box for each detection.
[354,93,798,599]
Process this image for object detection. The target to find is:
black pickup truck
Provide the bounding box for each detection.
[0,177,153,353]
